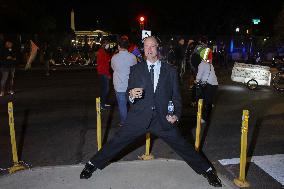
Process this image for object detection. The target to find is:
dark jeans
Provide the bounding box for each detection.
[196,84,218,121]
[176,59,183,81]
[115,91,127,124]
[99,74,109,108]
[1,66,15,92]
[45,59,50,74]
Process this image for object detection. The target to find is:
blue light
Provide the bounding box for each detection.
[242,46,246,54]
[230,39,234,53]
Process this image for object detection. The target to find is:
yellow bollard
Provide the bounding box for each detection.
[7,102,27,174]
[234,110,250,187]
[195,99,203,151]
[96,98,102,151]
[145,133,151,156]
[138,133,154,160]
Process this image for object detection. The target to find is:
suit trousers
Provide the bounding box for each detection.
[90,111,211,174]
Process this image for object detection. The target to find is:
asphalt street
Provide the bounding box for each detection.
[0,64,283,189]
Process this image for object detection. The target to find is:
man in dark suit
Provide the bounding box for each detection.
[80,36,222,187]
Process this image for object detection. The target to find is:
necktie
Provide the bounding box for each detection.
[150,65,155,88]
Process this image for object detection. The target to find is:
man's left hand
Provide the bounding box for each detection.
[166,115,178,124]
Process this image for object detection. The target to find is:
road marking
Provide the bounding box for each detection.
[219,154,284,185]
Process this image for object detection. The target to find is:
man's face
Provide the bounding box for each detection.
[179,39,185,45]
[144,37,158,60]
[5,41,12,48]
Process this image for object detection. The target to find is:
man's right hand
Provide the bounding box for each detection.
[129,88,143,99]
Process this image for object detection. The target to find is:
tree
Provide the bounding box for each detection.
[41,16,57,33]
[273,4,284,40]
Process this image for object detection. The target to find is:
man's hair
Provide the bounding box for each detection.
[143,36,159,46]
[178,37,184,42]
[199,36,208,44]
[118,35,130,49]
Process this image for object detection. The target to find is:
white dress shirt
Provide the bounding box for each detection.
[146,60,161,92]
[129,60,161,103]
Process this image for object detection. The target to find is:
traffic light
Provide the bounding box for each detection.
[138,16,145,30]
[139,16,145,23]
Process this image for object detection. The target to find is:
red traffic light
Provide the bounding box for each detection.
[139,16,145,22]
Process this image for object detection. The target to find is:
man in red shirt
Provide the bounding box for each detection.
[97,39,111,109]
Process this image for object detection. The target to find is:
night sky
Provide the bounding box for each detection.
[0,0,283,35]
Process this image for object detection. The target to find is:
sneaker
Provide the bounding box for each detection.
[101,104,111,110]
[8,91,14,95]
[201,119,206,124]
[101,106,110,111]
[0,92,4,96]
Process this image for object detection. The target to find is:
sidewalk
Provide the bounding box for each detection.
[0,159,236,189]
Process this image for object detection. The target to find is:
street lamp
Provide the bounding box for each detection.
[235,27,240,33]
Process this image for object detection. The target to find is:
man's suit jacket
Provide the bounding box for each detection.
[126,61,182,130]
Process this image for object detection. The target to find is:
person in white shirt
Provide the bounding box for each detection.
[195,47,218,123]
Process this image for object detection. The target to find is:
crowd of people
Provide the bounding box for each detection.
[0,34,222,138]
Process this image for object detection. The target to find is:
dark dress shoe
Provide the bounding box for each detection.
[80,163,96,179]
[202,170,222,187]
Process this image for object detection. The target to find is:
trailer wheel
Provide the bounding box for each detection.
[272,71,284,92]
[247,79,258,90]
